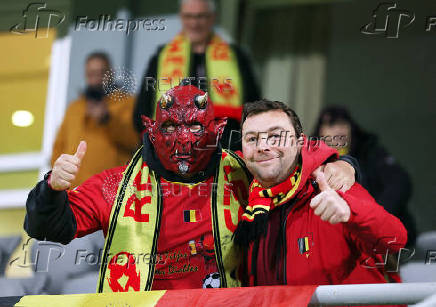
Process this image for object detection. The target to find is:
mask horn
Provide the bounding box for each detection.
[195,92,208,109]
[160,94,173,109]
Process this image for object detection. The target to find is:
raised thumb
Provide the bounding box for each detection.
[74,141,87,162]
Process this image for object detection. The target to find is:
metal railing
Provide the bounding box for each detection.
[309,282,436,306]
[0,282,436,306]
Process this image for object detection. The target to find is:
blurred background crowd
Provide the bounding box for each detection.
[0,0,435,297]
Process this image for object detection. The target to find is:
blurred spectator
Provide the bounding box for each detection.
[51,52,139,187]
[134,0,260,150]
[313,106,416,246]
[1,52,139,293]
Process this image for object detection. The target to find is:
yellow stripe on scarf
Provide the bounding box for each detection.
[273,168,302,206]
[206,35,243,108]
[154,33,243,119]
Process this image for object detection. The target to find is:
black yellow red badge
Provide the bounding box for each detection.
[183,210,202,223]
[298,233,313,258]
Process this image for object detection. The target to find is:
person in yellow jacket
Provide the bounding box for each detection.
[51,52,139,188]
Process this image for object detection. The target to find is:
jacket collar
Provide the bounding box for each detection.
[289,138,339,208]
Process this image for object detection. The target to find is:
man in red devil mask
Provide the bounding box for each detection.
[24,84,359,292]
[142,84,226,176]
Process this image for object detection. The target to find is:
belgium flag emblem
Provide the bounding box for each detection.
[183,210,202,223]
[298,234,313,258]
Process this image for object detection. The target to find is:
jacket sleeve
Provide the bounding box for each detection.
[24,167,125,244]
[339,183,407,255]
[24,179,76,245]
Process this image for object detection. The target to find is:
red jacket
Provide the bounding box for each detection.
[245,142,407,288]
[66,166,223,290]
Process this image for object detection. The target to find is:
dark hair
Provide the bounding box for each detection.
[241,100,303,137]
[313,106,353,135]
[86,51,111,67]
[313,105,367,155]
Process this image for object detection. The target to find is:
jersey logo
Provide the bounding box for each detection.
[183,209,202,223]
[107,252,140,291]
[298,233,314,258]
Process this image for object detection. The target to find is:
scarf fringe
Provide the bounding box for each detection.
[233,213,269,247]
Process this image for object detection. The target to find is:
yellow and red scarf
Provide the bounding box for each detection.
[234,164,302,246]
[97,148,249,292]
[155,33,243,120]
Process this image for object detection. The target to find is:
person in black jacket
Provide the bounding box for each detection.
[313,106,416,247]
[134,0,260,150]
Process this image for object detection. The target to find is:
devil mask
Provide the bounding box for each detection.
[142,85,227,177]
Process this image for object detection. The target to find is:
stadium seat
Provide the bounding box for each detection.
[31,230,104,294]
[61,271,99,294]
[0,235,20,276]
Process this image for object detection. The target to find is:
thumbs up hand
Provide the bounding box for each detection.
[50,141,87,191]
[310,168,351,224]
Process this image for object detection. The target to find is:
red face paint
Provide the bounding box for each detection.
[147,85,226,176]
